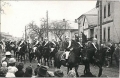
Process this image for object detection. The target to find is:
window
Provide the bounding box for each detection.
[108,27,110,41]
[108,3,111,16]
[104,5,106,18]
[103,28,106,41]
[95,35,97,38]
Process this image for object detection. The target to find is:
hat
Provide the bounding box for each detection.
[38,65,49,77]
[9,58,16,63]
[47,71,54,77]
[2,61,7,67]
[54,69,64,77]
[5,51,11,55]
[68,70,76,77]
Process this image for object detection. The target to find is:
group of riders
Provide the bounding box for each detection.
[0,35,112,66]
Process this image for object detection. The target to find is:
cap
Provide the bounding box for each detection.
[9,58,16,63]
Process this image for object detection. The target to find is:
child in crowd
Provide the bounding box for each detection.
[54,69,64,77]
[6,58,18,77]
[68,69,76,78]
[15,62,24,77]
[0,69,5,77]
[24,66,33,77]
[0,61,8,76]
[34,63,40,76]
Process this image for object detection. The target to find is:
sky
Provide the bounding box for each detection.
[1,1,97,37]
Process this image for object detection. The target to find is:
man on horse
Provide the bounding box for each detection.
[50,39,59,52]
[61,36,73,65]
[33,37,40,53]
[91,38,99,53]
[42,37,50,50]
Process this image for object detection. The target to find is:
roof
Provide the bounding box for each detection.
[78,8,98,27]
[84,8,98,15]
[69,21,78,29]
[85,15,98,26]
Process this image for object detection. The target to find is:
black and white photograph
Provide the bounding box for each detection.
[0,0,120,77]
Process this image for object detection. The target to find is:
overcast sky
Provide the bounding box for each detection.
[1,1,97,37]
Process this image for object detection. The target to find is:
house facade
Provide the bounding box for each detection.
[97,0,120,43]
[78,0,120,44]
[78,8,98,40]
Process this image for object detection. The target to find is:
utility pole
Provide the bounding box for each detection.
[46,11,48,39]
[25,26,27,41]
[0,22,2,65]
[100,1,102,46]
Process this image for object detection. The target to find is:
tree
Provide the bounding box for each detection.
[0,1,11,14]
[49,20,70,41]
[27,21,44,40]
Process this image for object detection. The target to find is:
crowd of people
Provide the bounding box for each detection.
[0,56,80,77]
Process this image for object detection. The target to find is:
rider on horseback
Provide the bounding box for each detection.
[62,36,72,65]
[33,37,40,53]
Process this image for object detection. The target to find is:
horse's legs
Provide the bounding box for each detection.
[24,54,26,63]
[75,66,79,77]
[67,67,70,74]
[97,64,102,77]
[20,54,22,62]
[37,56,40,63]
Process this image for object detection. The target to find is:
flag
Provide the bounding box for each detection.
[81,32,87,44]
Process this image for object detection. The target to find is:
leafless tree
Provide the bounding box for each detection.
[27,21,44,40]
[49,20,70,41]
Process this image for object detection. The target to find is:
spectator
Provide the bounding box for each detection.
[68,69,76,78]
[1,51,12,65]
[34,63,40,76]
[6,58,18,77]
[15,62,24,77]
[24,66,33,77]
[0,61,8,76]
[37,65,50,77]
[113,43,119,67]
[54,69,64,77]
[108,42,115,65]
[47,71,55,77]
[0,69,5,77]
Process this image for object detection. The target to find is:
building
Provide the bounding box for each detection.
[77,8,98,40]
[47,21,78,41]
[96,0,120,43]
[77,0,120,44]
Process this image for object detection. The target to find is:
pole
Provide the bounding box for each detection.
[0,22,2,65]
[25,26,27,41]
[46,11,48,39]
[100,1,102,46]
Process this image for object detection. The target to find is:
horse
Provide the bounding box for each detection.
[42,42,51,66]
[32,43,43,64]
[54,40,82,77]
[17,41,27,63]
[9,41,17,56]
[49,41,59,66]
[81,41,109,77]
